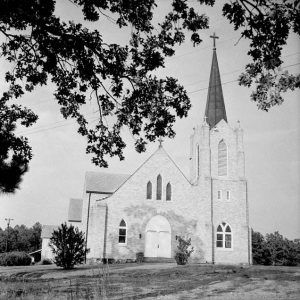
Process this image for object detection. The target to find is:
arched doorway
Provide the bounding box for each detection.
[144,215,171,258]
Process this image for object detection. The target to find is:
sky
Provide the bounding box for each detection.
[1,1,299,239]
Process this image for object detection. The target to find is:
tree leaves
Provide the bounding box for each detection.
[0,104,37,193]
[252,230,300,266]
[223,0,300,111]
[0,0,299,193]
[0,0,210,190]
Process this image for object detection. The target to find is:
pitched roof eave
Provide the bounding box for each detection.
[113,146,191,195]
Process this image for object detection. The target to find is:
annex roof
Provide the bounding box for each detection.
[85,171,131,194]
[68,198,82,222]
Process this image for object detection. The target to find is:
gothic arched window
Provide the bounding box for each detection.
[216,222,232,248]
[218,140,227,176]
[146,181,152,199]
[119,219,127,244]
[156,175,162,200]
[166,182,171,201]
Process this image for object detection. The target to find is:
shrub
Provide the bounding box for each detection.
[0,251,32,266]
[252,230,300,266]
[102,258,115,264]
[174,236,194,265]
[252,230,271,265]
[136,252,144,263]
[41,258,52,265]
[49,223,88,269]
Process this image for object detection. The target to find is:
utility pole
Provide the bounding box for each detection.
[5,218,13,252]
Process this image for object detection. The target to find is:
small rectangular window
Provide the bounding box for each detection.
[216,241,223,247]
[119,228,126,243]
[119,229,126,236]
[217,190,222,200]
[226,191,230,200]
[216,234,223,247]
[119,235,126,243]
[225,234,232,248]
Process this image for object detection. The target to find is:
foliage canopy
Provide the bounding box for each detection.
[252,230,300,266]
[0,222,41,253]
[49,223,87,269]
[0,0,299,192]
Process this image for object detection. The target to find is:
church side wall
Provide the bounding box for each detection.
[209,121,249,264]
[86,204,107,260]
[81,192,108,237]
[89,149,213,263]
[41,238,54,261]
[84,121,250,265]
[213,179,248,264]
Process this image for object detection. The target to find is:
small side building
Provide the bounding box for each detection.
[41,225,57,260]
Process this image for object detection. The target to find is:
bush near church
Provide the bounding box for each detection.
[252,230,300,266]
[0,251,32,266]
[174,236,194,265]
[49,223,88,270]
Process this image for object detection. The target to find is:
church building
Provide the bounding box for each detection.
[43,37,252,265]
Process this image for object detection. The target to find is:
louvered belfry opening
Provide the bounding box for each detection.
[218,140,227,176]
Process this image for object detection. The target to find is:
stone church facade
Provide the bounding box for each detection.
[43,41,252,264]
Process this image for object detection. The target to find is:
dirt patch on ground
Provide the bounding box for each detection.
[0,263,299,299]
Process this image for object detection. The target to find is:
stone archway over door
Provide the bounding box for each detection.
[145,215,171,258]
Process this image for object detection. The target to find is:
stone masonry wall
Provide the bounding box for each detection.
[209,120,249,264]
[84,119,250,265]
[87,147,213,263]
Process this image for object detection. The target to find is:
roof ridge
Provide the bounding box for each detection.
[85,170,130,176]
[113,146,191,194]
[113,146,163,193]
[160,147,191,184]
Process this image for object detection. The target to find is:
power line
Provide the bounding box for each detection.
[167,36,238,60]
[16,115,99,136]
[184,52,300,88]
[187,62,300,95]
[15,51,299,111]
[14,62,300,136]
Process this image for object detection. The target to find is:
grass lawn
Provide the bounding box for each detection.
[0,262,299,299]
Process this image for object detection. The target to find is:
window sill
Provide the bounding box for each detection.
[118,243,127,246]
[216,247,233,251]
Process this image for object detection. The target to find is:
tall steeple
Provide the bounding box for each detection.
[204,33,227,128]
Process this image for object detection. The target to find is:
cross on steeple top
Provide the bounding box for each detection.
[210,32,219,50]
[158,137,163,148]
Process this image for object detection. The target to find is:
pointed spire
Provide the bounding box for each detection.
[204,33,227,128]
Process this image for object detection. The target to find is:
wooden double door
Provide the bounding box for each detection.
[144,215,171,258]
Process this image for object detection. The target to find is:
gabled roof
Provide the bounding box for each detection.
[205,47,227,128]
[41,225,58,239]
[114,145,191,194]
[68,198,82,222]
[85,171,130,194]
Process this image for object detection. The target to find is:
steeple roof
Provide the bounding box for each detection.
[204,35,227,128]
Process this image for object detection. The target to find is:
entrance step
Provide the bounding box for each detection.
[143,257,175,263]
